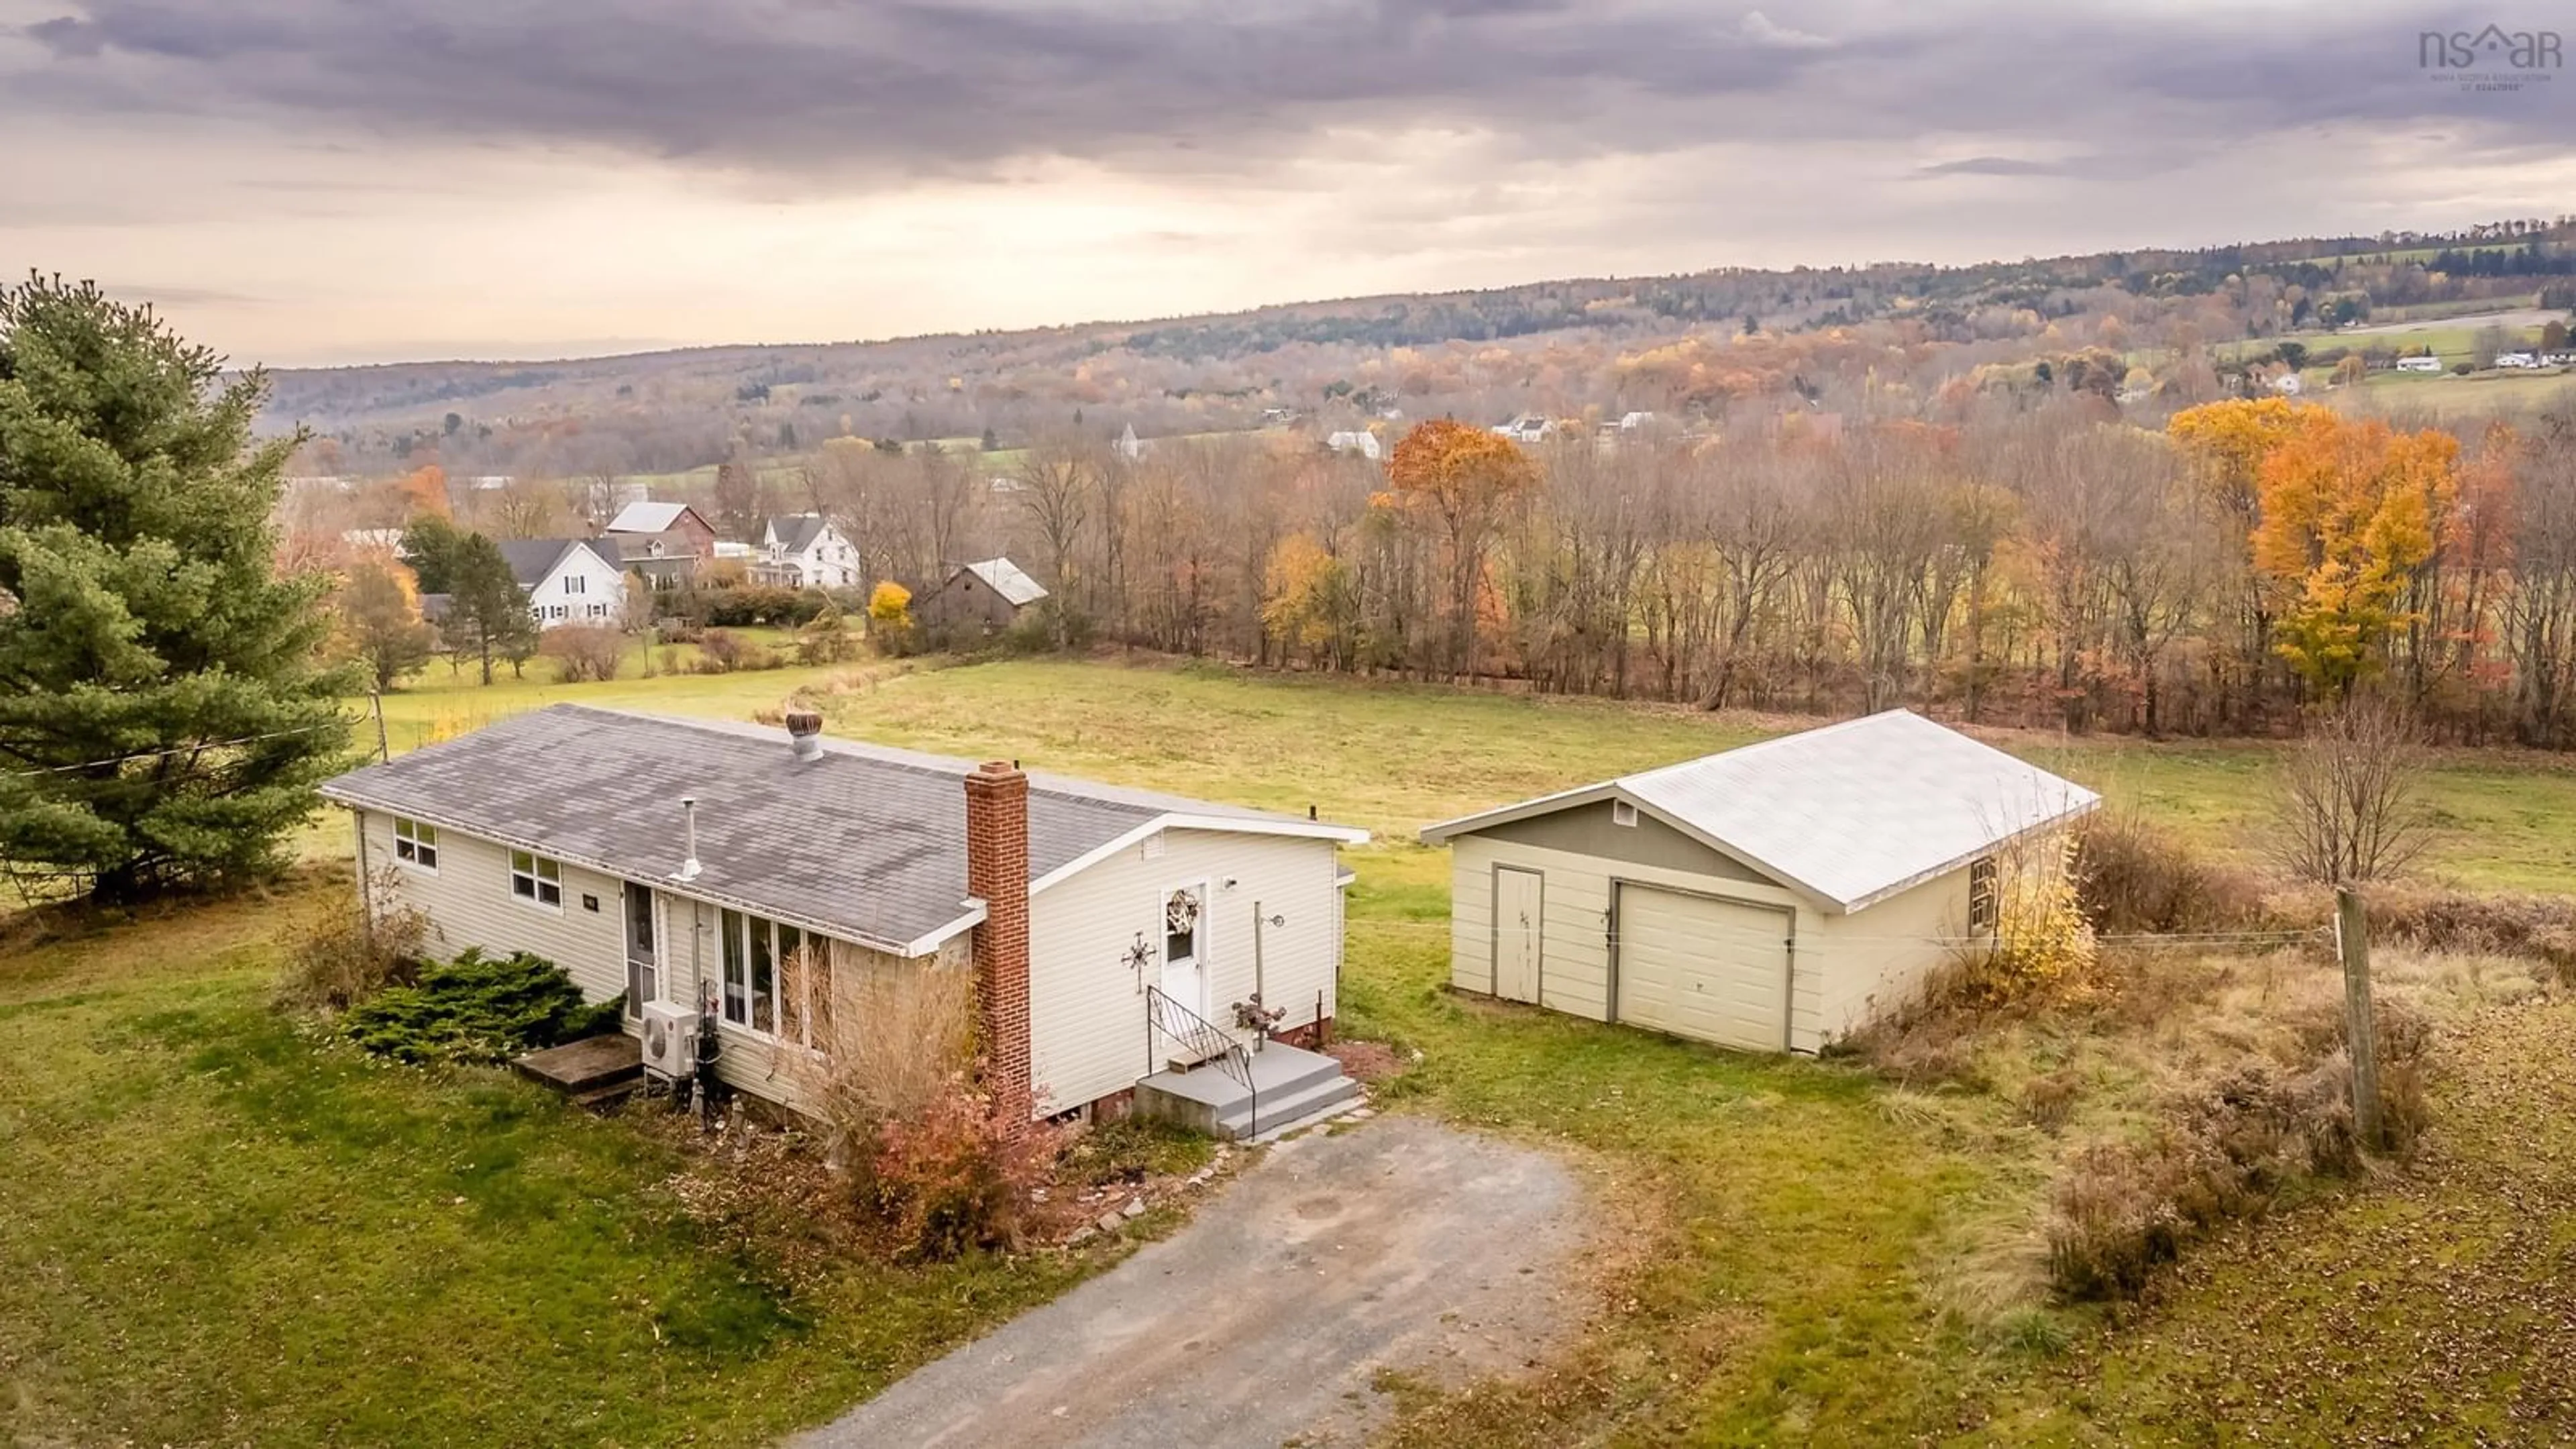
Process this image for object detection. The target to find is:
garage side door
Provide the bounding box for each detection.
[1614,884,1788,1052]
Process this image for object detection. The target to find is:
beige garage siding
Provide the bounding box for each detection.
[1808,867,1977,1046]
[1448,836,1816,1041]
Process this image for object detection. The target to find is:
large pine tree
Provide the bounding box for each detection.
[0,275,356,901]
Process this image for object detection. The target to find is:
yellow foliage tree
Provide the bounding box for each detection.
[2249,411,2457,691]
[867,580,913,631]
[1260,531,1353,666]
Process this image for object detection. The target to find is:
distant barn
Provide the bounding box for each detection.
[923,557,1049,636]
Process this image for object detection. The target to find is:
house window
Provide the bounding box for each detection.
[719,911,833,1048]
[1968,857,1999,932]
[1611,800,1639,828]
[566,576,586,595]
[392,816,438,870]
[511,850,563,909]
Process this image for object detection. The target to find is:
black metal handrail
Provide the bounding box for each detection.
[1146,985,1258,1136]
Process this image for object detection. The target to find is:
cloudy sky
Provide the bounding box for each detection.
[3,1,2571,367]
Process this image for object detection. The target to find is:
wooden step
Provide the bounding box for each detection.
[514,1034,643,1095]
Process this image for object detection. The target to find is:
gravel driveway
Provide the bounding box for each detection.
[792,1115,1598,1448]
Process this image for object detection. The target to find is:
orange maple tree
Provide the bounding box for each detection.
[1385,419,1537,676]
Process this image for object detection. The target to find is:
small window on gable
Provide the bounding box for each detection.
[392,816,438,870]
[511,850,563,909]
[1968,856,1999,932]
[1611,800,1639,828]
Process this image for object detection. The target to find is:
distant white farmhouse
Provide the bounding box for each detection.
[2396,356,2445,374]
[1324,430,1383,461]
[750,515,862,590]
[1617,410,1656,431]
[1493,413,1555,443]
[2496,352,2540,370]
[499,539,628,629]
[1114,423,1146,462]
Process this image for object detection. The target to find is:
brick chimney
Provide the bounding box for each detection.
[963,760,1032,1126]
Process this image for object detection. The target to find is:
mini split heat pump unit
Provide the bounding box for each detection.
[639,1000,699,1080]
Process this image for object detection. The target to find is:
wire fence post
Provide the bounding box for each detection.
[2334,884,2383,1151]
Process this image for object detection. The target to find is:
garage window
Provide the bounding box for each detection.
[1968,857,1999,932]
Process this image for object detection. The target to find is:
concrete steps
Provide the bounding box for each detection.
[1134,1041,1360,1142]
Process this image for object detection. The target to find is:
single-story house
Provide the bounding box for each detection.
[2396,356,2445,373]
[498,538,629,629]
[1419,710,2098,1055]
[1324,430,1383,461]
[922,557,1049,635]
[749,514,862,590]
[319,706,1368,1133]
[604,500,719,559]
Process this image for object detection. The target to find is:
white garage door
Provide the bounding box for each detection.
[1614,884,1789,1052]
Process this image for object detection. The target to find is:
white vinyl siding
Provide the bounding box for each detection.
[1027,828,1343,1121]
[525,547,628,631]
[359,810,625,1002]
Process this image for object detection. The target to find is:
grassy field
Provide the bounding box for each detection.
[9,655,2575,1444]
[0,890,1108,1447]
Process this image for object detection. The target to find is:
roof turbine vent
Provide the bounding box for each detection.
[786,710,824,762]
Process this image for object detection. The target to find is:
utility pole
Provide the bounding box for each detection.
[2335,885,2383,1151]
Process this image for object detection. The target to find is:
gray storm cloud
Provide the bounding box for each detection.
[14,1,2563,182]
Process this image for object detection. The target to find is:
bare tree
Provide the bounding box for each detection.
[2270,698,2436,882]
[1016,435,1097,645]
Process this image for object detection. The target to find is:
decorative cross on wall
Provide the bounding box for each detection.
[1124,932,1153,994]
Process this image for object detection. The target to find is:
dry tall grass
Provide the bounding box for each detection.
[1860,897,2560,1316]
[273,865,425,1013]
[791,939,975,1161]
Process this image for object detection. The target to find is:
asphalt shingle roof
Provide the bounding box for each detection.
[763,515,830,554]
[496,538,616,590]
[321,705,1342,953]
[1421,709,2099,912]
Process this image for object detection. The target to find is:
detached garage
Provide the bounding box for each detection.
[1419,710,2098,1055]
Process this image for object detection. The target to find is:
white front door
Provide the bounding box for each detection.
[1160,884,1207,1015]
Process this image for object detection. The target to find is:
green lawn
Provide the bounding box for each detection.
[0,890,1104,1447]
[12,655,2576,1444]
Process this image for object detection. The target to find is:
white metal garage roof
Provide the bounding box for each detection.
[1419,709,2099,913]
